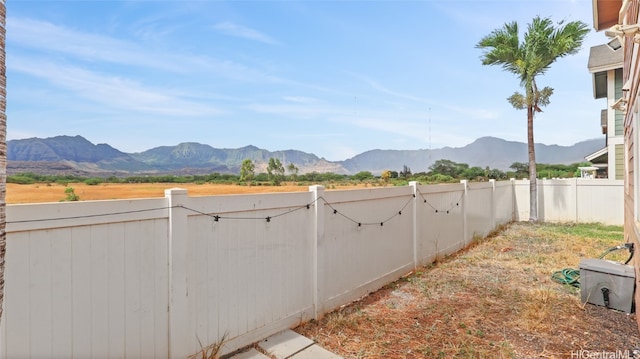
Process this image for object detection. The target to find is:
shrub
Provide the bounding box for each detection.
[84,178,103,186]
[8,175,35,184]
[64,186,80,201]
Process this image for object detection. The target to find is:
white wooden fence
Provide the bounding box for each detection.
[0,178,623,358]
[514,178,623,224]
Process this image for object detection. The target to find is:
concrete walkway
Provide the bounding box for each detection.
[228,330,343,359]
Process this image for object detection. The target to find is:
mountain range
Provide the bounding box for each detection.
[6,135,604,176]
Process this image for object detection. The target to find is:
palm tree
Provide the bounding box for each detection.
[476,16,588,222]
[0,0,6,324]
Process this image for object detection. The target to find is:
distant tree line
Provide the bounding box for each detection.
[419,160,591,183]
[7,158,594,187]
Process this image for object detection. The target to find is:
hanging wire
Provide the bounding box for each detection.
[417,189,464,214]
[8,189,461,227]
[7,206,174,224]
[322,194,414,227]
[178,197,318,222]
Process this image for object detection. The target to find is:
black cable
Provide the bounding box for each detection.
[624,242,634,265]
[323,195,414,226]
[6,189,458,228]
[417,189,464,214]
[7,206,175,224]
[178,198,318,222]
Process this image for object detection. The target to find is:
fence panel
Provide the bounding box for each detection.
[415,183,465,266]
[513,179,623,225]
[514,180,530,221]
[183,192,316,354]
[576,179,624,225]
[494,180,514,226]
[466,182,495,240]
[0,199,170,359]
[318,186,415,315]
[538,179,577,222]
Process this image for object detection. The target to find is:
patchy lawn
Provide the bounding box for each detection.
[295,222,640,358]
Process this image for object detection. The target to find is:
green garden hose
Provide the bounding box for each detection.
[551,268,581,288]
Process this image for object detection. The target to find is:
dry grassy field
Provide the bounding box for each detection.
[6,182,364,204]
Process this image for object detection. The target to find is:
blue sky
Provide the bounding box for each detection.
[8,0,609,161]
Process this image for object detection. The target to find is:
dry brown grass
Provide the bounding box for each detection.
[295,222,639,359]
[6,182,365,204]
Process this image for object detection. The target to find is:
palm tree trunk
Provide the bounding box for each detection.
[0,0,7,324]
[527,105,538,222]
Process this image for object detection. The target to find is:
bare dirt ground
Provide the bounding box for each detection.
[6,182,363,204]
[295,222,640,359]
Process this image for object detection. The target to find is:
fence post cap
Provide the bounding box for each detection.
[164,188,188,196]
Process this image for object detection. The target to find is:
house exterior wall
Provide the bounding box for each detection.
[616,68,625,136]
[616,143,625,179]
[602,0,640,331]
[610,68,626,179]
[592,66,624,179]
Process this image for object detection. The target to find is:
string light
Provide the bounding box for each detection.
[418,190,464,214]
[9,190,464,228]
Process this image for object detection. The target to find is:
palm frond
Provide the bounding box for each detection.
[477,15,588,105]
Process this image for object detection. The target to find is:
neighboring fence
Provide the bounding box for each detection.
[514,178,623,224]
[0,179,623,358]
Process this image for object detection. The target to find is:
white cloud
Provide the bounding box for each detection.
[10,56,224,117]
[246,102,337,119]
[282,96,319,104]
[356,74,501,121]
[325,144,359,160]
[8,17,284,83]
[213,21,278,45]
[443,104,501,120]
[8,17,184,72]
[336,114,429,142]
[357,75,430,103]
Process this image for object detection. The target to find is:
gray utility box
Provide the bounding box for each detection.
[579,258,635,313]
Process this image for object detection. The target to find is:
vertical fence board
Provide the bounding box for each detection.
[29,230,53,358]
[205,220,222,347]
[72,226,93,357]
[140,220,159,357]
[125,221,143,359]
[192,214,209,348]
[155,219,170,358]
[253,219,268,330]
[107,223,126,359]
[5,232,31,358]
[90,228,110,358]
[51,229,72,358]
